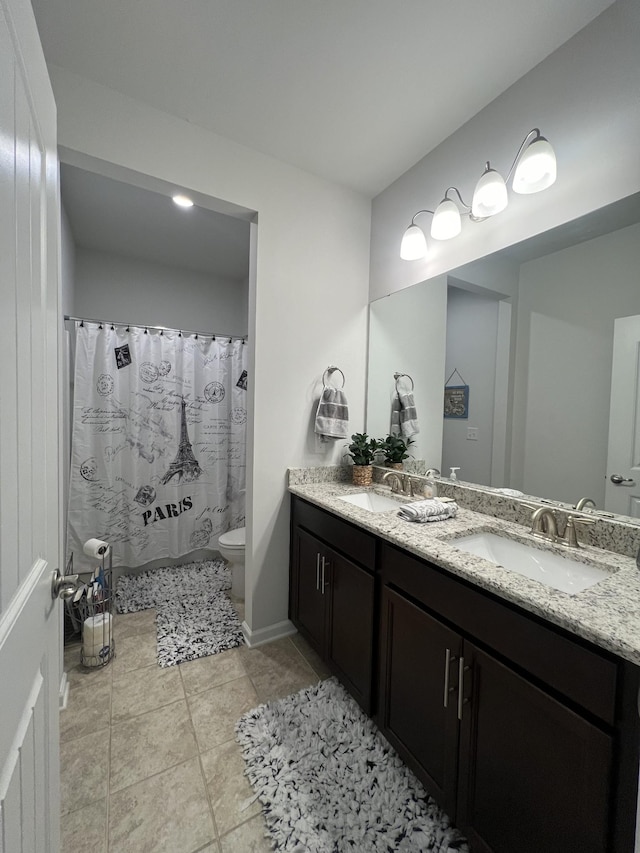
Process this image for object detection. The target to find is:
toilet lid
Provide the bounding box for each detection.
[219,527,245,548]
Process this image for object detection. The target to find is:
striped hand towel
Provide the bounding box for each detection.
[390,390,420,438]
[314,387,349,440]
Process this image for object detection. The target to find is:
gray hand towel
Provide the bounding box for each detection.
[314,387,349,440]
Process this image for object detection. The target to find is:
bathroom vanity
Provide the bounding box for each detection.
[288,475,640,853]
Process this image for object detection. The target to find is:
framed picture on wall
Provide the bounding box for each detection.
[444,384,469,419]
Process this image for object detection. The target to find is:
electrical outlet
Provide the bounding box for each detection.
[467,427,479,441]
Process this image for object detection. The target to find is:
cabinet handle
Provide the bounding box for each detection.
[443,648,458,708]
[457,657,470,721]
[321,556,330,594]
[316,553,321,591]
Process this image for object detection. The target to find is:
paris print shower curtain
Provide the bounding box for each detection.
[67,323,248,572]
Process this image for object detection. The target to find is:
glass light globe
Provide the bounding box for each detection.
[431,199,461,240]
[472,166,508,218]
[400,224,428,260]
[513,137,557,194]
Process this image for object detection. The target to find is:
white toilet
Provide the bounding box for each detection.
[218,527,245,600]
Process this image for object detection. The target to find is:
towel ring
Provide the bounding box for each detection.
[323,366,345,389]
[394,371,414,391]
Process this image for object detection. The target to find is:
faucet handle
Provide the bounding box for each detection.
[563,514,595,548]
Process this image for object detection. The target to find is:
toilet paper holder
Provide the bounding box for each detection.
[79,540,116,669]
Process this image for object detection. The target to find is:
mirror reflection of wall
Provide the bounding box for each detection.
[366,192,640,512]
[442,286,510,487]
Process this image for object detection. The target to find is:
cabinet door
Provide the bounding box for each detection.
[326,546,375,712]
[378,586,462,817]
[457,643,613,853]
[292,527,326,651]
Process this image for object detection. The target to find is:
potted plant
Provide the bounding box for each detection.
[378,434,414,470]
[346,433,379,486]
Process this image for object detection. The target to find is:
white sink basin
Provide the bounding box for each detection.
[451,531,613,595]
[338,492,404,512]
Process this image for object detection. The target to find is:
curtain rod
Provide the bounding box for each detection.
[64,315,247,342]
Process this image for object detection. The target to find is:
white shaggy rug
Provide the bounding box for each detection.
[115,558,244,667]
[236,677,469,852]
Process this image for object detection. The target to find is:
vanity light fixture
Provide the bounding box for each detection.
[400,128,556,260]
[400,211,432,260]
[172,194,194,208]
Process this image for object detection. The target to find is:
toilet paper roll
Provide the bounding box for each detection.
[83,613,113,661]
[83,538,110,559]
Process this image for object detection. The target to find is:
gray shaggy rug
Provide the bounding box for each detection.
[115,558,243,667]
[236,677,468,852]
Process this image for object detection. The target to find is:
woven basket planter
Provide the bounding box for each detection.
[352,465,373,487]
[386,462,404,471]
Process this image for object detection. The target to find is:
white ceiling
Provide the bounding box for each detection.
[33,0,614,197]
[61,164,251,280]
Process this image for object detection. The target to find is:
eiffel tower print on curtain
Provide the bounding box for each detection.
[161,397,204,484]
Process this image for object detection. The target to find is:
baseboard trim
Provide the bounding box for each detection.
[241,619,297,648]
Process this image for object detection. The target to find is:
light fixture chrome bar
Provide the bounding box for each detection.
[504,128,540,184]
[63,315,248,342]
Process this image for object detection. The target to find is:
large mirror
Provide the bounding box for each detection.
[367,192,640,518]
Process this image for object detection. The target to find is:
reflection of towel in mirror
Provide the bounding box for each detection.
[397,499,458,523]
[314,387,349,441]
[390,391,420,438]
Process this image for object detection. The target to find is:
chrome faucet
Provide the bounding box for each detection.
[530,506,558,541]
[574,497,596,512]
[382,470,405,494]
[382,470,421,497]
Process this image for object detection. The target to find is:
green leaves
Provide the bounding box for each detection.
[346,433,379,466]
[378,434,414,463]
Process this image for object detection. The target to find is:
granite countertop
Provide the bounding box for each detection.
[288,481,640,667]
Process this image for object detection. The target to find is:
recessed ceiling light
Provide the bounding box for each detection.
[172,194,194,208]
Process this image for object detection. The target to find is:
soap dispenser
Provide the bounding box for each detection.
[449,467,460,481]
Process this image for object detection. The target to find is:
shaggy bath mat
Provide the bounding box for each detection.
[115,558,244,667]
[236,677,468,852]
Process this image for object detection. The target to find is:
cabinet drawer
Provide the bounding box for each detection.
[293,497,376,570]
[381,543,618,725]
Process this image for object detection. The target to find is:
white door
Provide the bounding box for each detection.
[604,315,640,518]
[0,0,62,850]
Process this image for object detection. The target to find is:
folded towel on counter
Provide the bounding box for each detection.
[397,499,458,523]
[390,390,420,439]
[314,386,349,441]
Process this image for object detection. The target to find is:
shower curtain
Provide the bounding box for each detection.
[67,322,247,572]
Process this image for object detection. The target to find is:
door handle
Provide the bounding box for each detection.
[610,474,636,486]
[457,657,471,721]
[316,553,321,591]
[443,648,457,708]
[51,568,79,601]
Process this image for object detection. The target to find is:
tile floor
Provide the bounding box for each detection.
[60,599,330,852]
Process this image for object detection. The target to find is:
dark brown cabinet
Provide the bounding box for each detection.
[457,643,612,853]
[378,586,461,816]
[290,497,375,712]
[288,496,640,852]
[378,542,636,853]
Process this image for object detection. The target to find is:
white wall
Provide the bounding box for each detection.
[442,287,500,485]
[367,276,447,469]
[511,221,640,506]
[49,65,371,643]
[60,203,75,315]
[73,248,248,335]
[370,0,640,301]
